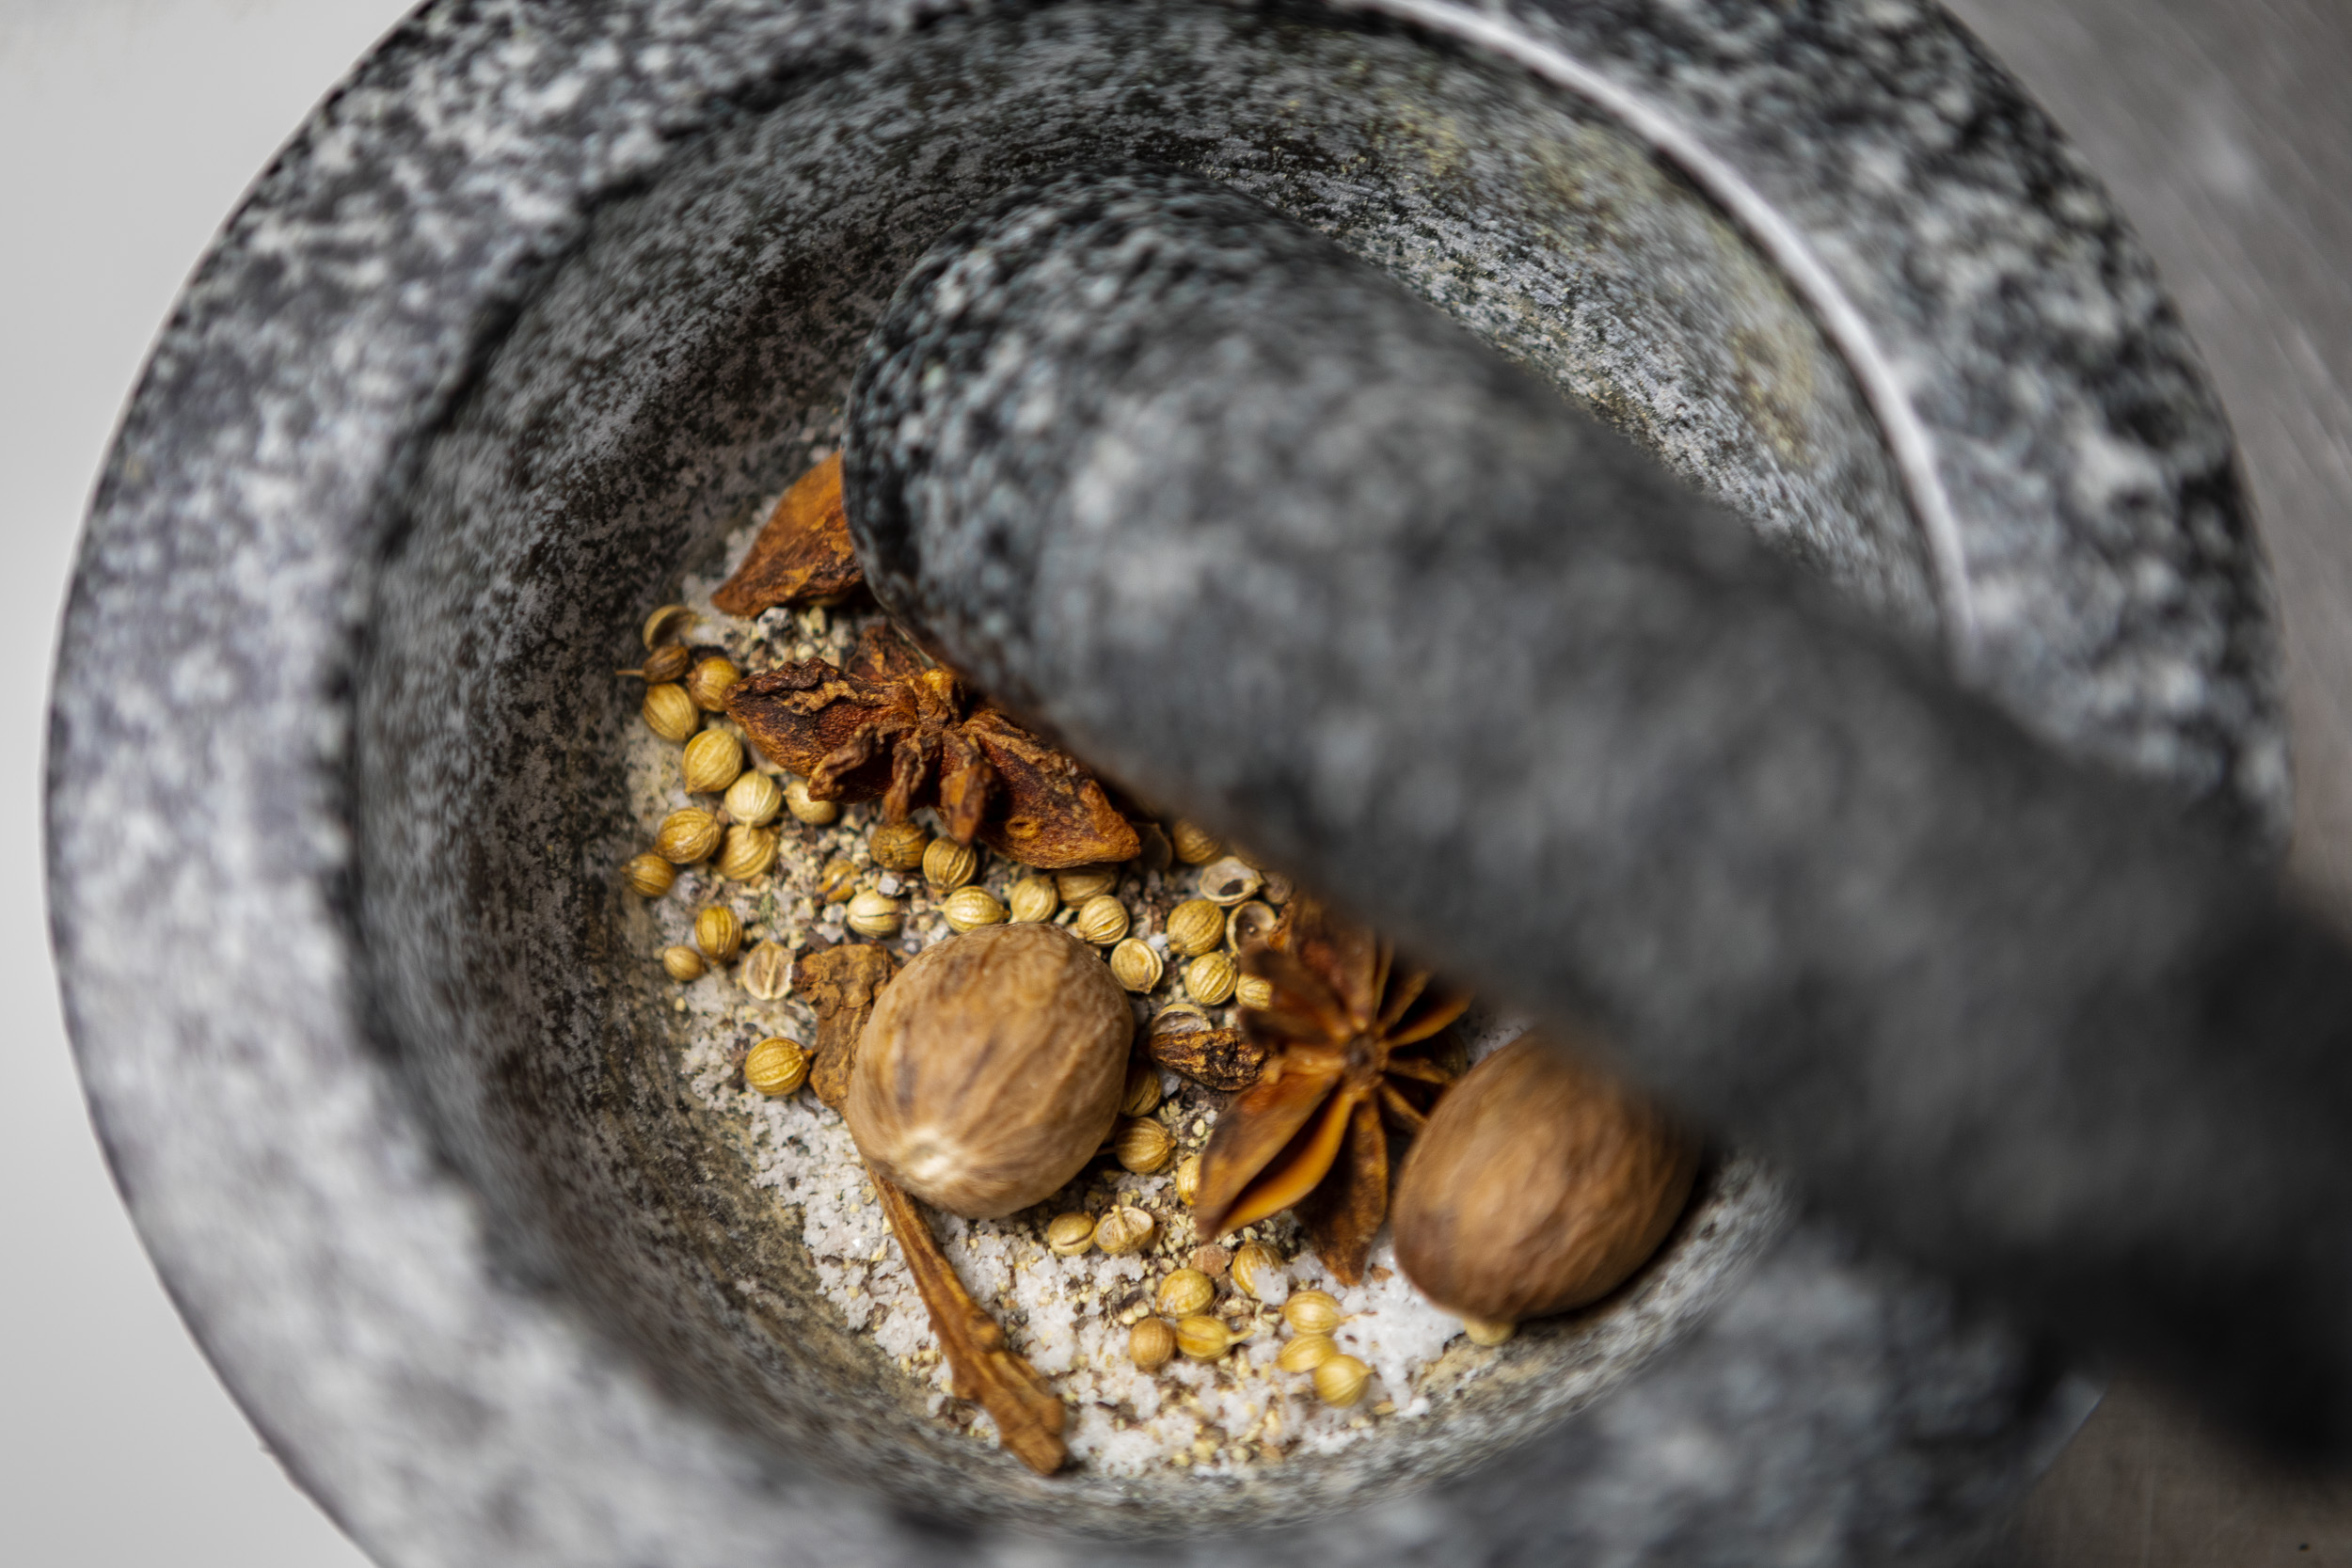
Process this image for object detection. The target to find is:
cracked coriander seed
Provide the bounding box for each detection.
[846,890,902,939]
[1231,1242,1282,1301]
[1007,876,1058,924]
[942,887,1007,932]
[1277,1334,1337,1374]
[624,853,675,897]
[1114,1117,1174,1175]
[1109,937,1162,992]
[716,824,777,881]
[694,906,742,963]
[1055,866,1117,904]
[1045,1212,1097,1257]
[723,768,782,827]
[1284,1291,1343,1336]
[1093,1206,1154,1256]
[870,821,929,871]
[662,945,706,982]
[1197,856,1263,906]
[1156,1269,1215,1318]
[1175,1315,1232,1360]
[744,1037,809,1096]
[1129,1318,1176,1371]
[1120,1060,1162,1119]
[1170,820,1223,865]
[686,654,740,712]
[921,836,977,890]
[681,728,743,794]
[1226,899,1279,952]
[1312,1354,1370,1407]
[656,807,720,863]
[817,858,859,904]
[1184,950,1237,1006]
[784,777,839,825]
[740,941,792,1001]
[642,683,698,744]
[1165,898,1222,958]
[1073,895,1129,946]
[642,603,693,648]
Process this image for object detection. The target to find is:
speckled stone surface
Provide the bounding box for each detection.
[44,1,2269,1563]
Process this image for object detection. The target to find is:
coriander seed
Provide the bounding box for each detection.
[1093,1205,1154,1256]
[1312,1354,1370,1407]
[625,643,691,684]
[740,940,792,1001]
[921,836,977,890]
[817,858,857,903]
[1007,876,1058,924]
[1165,898,1223,958]
[1170,819,1224,865]
[1284,1291,1343,1336]
[624,853,675,897]
[1277,1334,1337,1374]
[1120,1060,1162,1119]
[785,778,839,825]
[1174,1153,1202,1208]
[1184,950,1237,1006]
[744,1037,809,1097]
[846,889,902,939]
[642,683,699,743]
[1114,1117,1174,1175]
[1235,974,1275,1010]
[1175,1315,1232,1360]
[687,654,740,712]
[1109,937,1162,992]
[1156,1268,1215,1318]
[942,887,1007,932]
[1045,1212,1097,1257]
[1226,899,1279,952]
[1462,1317,1517,1347]
[656,807,721,863]
[1128,1318,1176,1371]
[870,821,928,871]
[1073,895,1128,946]
[662,944,706,982]
[681,728,743,794]
[695,905,743,963]
[1197,856,1263,906]
[716,825,777,881]
[723,768,783,828]
[1055,866,1117,904]
[642,603,693,649]
[1231,1242,1282,1301]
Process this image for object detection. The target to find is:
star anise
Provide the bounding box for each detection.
[710,453,865,617]
[725,624,1138,869]
[1193,899,1470,1284]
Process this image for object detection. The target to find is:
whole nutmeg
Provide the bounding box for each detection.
[1283,1290,1342,1337]
[922,836,977,890]
[1156,1269,1215,1318]
[687,654,741,712]
[785,778,839,825]
[1093,1205,1155,1256]
[1183,951,1237,1006]
[1174,1315,1232,1361]
[1169,820,1224,865]
[845,890,903,939]
[723,769,783,828]
[844,924,1132,1217]
[1129,1318,1176,1371]
[1230,1242,1283,1301]
[1392,1034,1697,1324]
[1108,937,1162,993]
[642,683,699,744]
[1007,876,1058,924]
[1164,899,1223,958]
[1196,857,1263,906]
[1120,1059,1162,1119]
[1312,1354,1370,1407]
[1073,894,1129,946]
[870,820,929,871]
[744,1037,809,1097]
[1277,1333,1336,1374]
[1226,900,1279,953]
[739,941,792,1001]
[694,905,742,963]
[681,728,742,794]
[941,887,1007,932]
[657,808,721,864]
[1113,1117,1174,1175]
[624,853,675,898]
[716,825,777,881]
[1045,1212,1097,1257]
[1055,866,1117,904]
[661,944,706,982]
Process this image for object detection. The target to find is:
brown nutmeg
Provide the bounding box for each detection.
[1391,1034,1696,1324]
[844,923,1131,1218]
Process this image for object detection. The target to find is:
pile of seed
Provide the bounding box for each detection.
[616,487,1516,1476]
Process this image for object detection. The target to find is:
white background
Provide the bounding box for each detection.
[1,3,411,1562]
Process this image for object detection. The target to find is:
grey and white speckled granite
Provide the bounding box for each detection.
[45,1,2265,1563]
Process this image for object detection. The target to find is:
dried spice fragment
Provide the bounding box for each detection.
[869,1166,1068,1475]
[726,624,1138,869]
[790,942,898,1107]
[1147,1009,1266,1091]
[1193,898,1470,1284]
[711,453,865,616]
